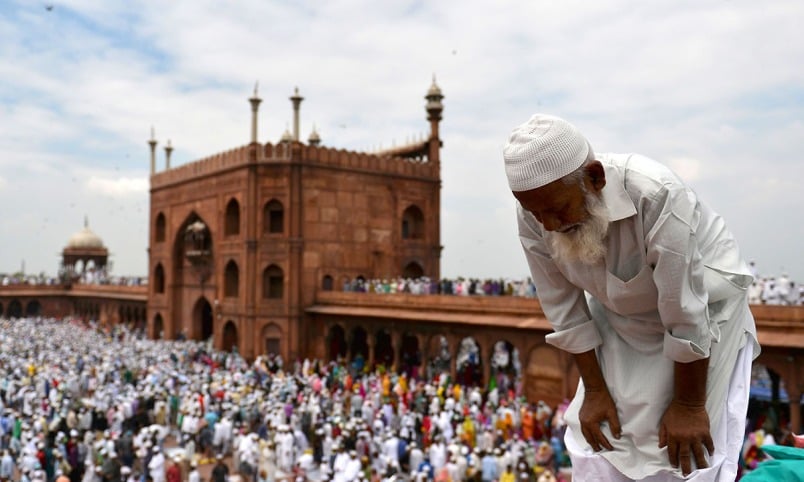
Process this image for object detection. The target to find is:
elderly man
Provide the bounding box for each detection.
[503,114,759,481]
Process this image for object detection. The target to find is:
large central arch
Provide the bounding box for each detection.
[170,212,214,340]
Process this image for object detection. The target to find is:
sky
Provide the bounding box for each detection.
[1,0,803,282]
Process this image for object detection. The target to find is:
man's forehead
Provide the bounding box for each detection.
[513,180,580,207]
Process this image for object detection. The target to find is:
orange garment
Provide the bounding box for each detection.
[521,408,534,441]
[435,466,452,482]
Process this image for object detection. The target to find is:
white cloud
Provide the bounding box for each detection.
[666,158,703,183]
[86,176,149,197]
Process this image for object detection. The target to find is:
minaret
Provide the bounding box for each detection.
[425,75,444,141]
[290,87,304,141]
[148,127,158,175]
[164,140,173,169]
[249,82,262,144]
[308,124,321,146]
[280,124,294,144]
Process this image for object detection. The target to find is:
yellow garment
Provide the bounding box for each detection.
[462,418,476,447]
[500,471,516,482]
[382,374,391,397]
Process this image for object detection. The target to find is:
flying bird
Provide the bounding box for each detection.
[45,4,54,11]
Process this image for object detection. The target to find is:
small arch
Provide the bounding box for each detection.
[427,334,451,378]
[224,260,239,298]
[349,327,369,373]
[153,313,164,339]
[7,299,22,318]
[456,337,483,387]
[262,323,282,356]
[263,199,284,234]
[25,300,42,317]
[400,332,422,378]
[224,198,240,236]
[153,263,165,294]
[374,329,394,369]
[262,264,284,299]
[0,301,3,318]
[193,297,213,341]
[155,212,166,243]
[490,340,522,394]
[322,274,334,291]
[525,344,566,405]
[328,324,347,361]
[401,204,424,240]
[222,320,238,353]
[402,261,424,279]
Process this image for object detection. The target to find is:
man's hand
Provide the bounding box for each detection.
[659,398,714,475]
[579,386,622,451]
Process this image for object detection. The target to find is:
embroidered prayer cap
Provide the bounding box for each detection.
[503,114,593,191]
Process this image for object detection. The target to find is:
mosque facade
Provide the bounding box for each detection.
[147,81,445,363]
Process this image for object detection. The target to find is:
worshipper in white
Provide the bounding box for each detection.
[503,114,760,481]
[148,446,166,482]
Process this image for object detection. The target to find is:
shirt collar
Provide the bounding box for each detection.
[601,162,636,222]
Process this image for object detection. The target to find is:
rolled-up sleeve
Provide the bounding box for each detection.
[517,206,602,353]
[645,186,712,363]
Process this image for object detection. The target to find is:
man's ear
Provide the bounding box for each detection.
[584,161,606,193]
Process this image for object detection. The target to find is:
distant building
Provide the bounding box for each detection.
[61,216,109,285]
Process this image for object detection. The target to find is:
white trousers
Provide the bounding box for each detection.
[565,341,753,481]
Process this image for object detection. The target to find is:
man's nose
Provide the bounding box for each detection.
[541,214,561,232]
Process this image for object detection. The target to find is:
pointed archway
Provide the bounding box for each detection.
[25,300,42,317]
[172,212,214,340]
[456,337,483,387]
[7,299,22,319]
[427,334,451,380]
[328,324,347,361]
[193,297,214,341]
[222,320,238,353]
[525,344,567,406]
[349,327,369,374]
[374,329,394,370]
[400,332,421,378]
[261,323,282,358]
[490,340,521,394]
[153,313,164,339]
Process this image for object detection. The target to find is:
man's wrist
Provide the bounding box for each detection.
[673,358,709,406]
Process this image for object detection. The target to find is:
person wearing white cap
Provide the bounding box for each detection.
[503,114,760,481]
[148,445,166,482]
[187,460,201,482]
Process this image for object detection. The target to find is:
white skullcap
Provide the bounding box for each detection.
[503,114,592,191]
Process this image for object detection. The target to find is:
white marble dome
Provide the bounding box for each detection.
[67,222,104,249]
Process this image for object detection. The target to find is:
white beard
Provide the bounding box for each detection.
[546,192,609,265]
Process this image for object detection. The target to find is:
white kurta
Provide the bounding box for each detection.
[517,153,760,480]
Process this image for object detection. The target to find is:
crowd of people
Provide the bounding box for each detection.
[342,278,537,298]
[342,269,804,306]
[746,262,803,305]
[0,317,574,482]
[1,271,146,288]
